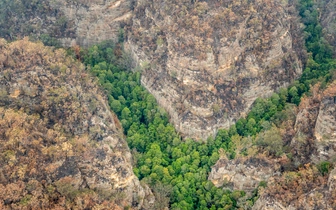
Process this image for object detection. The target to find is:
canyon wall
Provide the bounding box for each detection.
[127,0,304,139]
[318,0,336,48]
[0,0,305,139]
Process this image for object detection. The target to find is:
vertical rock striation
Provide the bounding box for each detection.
[127,0,304,139]
[0,0,133,47]
[317,0,336,49]
[0,0,305,140]
[53,0,134,47]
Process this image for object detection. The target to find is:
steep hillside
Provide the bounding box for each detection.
[0,0,132,47]
[127,0,304,139]
[0,0,305,140]
[0,39,153,209]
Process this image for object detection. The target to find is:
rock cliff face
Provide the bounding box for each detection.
[318,0,336,48]
[53,0,133,47]
[208,156,281,193]
[0,0,133,47]
[0,0,305,139]
[314,95,336,160]
[291,83,336,164]
[127,0,304,139]
[0,39,153,209]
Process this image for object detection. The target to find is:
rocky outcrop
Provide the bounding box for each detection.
[0,39,153,209]
[208,156,281,193]
[253,198,293,210]
[314,84,336,162]
[252,82,336,209]
[290,83,336,164]
[0,0,133,47]
[127,0,304,139]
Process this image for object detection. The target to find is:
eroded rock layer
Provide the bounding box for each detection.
[127,0,304,139]
[318,0,336,48]
[208,156,281,193]
[0,0,305,139]
[291,83,336,164]
[0,0,133,47]
[53,0,133,47]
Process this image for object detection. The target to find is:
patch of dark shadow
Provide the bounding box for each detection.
[121,168,129,178]
[182,111,193,121]
[216,158,228,166]
[80,177,89,189]
[132,198,140,207]
[56,157,79,179]
[97,134,104,141]
[246,157,270,167]
[222,181,234,190]
[4,198,12,205]
[91,132,104,142]
[95,149,106,161]
[111,156,123,165]
[51,196,60,204]
[47,120,56,130]
[116,187,126,193]
[95,176,110,184]
[85,169,95,178]
[280,162,297,172]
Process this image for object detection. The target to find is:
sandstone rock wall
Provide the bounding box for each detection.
[0,0,305,140]
[208,156,281,193]
[290,83,336,164]
[127,0,304,139]
[53,0,133,47]
[0,0,133,47]
[318,0,336,48]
